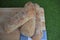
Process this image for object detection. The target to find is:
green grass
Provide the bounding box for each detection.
[0,0,60,40]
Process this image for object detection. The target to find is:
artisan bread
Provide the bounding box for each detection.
[20,17,35,37]
[0,2,35,33]
[32,3,45,40]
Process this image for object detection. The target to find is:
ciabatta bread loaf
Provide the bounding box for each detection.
[0,2,35,33]
[32,3,45,40]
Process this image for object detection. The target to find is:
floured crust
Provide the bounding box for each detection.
[0,2,45,40]
[0,8,23,33]
[32,31,42,40]
[32,3,45,40]
[20,17,35,37]
[0,2,35,33]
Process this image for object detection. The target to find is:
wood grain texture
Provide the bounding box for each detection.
[0,29,20,40]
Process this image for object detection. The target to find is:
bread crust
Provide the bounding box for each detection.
[32,3,45,40]
[20,17,35,37]
[0,2,35,33]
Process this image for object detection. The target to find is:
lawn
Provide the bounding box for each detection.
[0,0,60,40]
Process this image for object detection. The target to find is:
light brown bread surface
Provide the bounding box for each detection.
[32,4,45,40]
[32,31,42,40]
[0,2,35,33]
[0,8,23,33]
[20,17,35,37]
[0,2,45,40]
[17,2,36,37]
